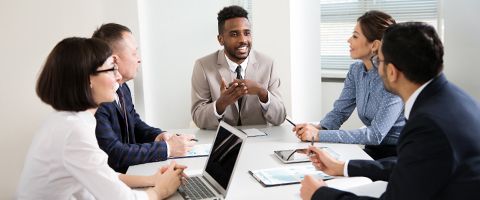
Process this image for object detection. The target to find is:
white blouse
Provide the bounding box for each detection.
[16,111,148,200]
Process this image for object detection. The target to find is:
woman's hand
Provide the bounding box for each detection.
[292,123,320,142]
[150,161,187,199]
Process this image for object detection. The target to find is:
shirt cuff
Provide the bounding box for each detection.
[165,141,170,158]
[213,100,225,119]
[343,160,350,177]
[259,91,271,111]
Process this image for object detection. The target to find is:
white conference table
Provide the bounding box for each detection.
[127,125,385,199]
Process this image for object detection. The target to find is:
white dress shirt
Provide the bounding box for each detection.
[16,111,148,200]
[213,54,271,118]
[403,79,433,120]
[343,79,433,176]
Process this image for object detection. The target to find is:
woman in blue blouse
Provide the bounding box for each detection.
[293,11,405,159]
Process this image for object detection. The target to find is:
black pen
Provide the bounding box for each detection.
[286,118,296,127]
[175,134,199,142]
[308,136,315,156]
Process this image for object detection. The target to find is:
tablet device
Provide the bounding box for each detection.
[274,148,310,163]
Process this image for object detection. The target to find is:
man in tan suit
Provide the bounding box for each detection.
[191,5,286,129]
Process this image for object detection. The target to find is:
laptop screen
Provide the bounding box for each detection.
[205,125,243,190]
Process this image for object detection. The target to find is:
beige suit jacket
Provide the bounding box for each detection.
[191,50,286,129]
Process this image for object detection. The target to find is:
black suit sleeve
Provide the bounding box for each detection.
[95,105,168,173]
[311,115,453,200]
[348,157,397,181]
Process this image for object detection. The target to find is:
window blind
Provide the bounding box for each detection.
[320,0,440,70]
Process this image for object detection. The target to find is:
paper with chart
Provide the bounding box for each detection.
[249,165,333,187]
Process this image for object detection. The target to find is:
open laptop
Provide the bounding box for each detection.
[176,121,247,200]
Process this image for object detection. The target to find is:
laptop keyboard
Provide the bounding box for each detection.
[178,176,217,200]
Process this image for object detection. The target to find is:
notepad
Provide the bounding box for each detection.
[249,165,333,187]
[241,128,268,137]
[171,144,212,158]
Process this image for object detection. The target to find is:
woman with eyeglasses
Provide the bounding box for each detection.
[293,11,405,160]
[16,37,184,199]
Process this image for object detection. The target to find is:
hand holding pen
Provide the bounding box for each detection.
[292,124,319,142]
[166,134,197,157]
[307,146,345,176]
[307,136,315,156]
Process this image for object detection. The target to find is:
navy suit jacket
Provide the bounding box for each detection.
[95,84,168,173]
[312,74,480,199]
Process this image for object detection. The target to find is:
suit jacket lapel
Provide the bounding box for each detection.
[217,50,233,82]
[245,50,258,81]
[241,51,258,110]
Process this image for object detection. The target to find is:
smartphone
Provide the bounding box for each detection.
[274,147,339,164]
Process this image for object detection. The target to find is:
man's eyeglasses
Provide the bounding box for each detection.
[370,55,384,68]
[94,65,119,76]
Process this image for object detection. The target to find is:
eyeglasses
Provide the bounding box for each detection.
[370,55,384,68]
[94,65,119,76]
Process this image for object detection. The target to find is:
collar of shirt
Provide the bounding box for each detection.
[115,86,121,107]
[360,61,378,75]
[404,79,433,119]
[77,110,97,126]
[224,54,249,78]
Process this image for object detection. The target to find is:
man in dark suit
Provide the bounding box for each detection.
[93,23,196,173]
[300,22,480,199]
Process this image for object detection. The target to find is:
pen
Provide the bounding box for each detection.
[175,134,199,142]
[308,136,314,156]
[285,118,296,127]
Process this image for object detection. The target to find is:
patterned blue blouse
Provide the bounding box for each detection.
[319,61,405,145]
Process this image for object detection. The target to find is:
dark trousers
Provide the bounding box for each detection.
[364,144,397,160]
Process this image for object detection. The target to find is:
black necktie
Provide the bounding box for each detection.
[235,65,243,126]
[117,88,130,143]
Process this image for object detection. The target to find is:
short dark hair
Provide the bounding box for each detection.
[92,23,131,51]
[36,37,112,111]
[217,5,249,34]
[357,10,396,42]
[382,22,444,84]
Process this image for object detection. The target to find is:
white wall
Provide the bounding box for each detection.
[443,0,480,101]
[252,0,292,119]
[137,0,226,129]
[290,0,323,122]
[0,0,139,198]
